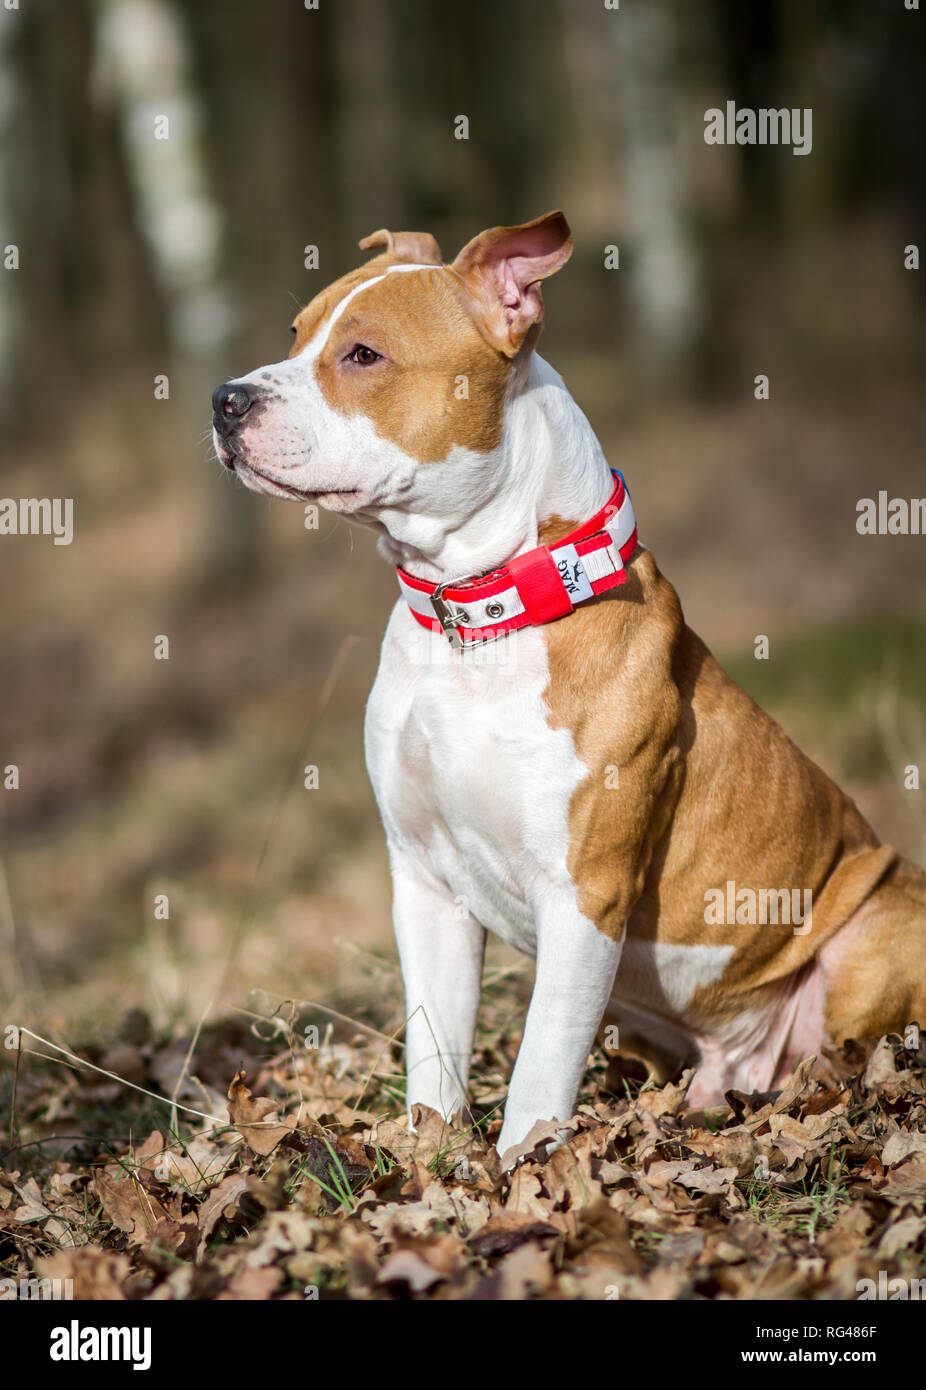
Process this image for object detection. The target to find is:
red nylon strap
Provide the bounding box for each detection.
[507,545,575,624]
[397,470,637,642]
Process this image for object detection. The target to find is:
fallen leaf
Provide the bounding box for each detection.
[881,1130,926,1168]
[227,1070,299,1156]
[196,1173,252,1254]
[376,1249,444,1292]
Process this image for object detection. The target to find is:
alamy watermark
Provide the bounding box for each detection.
[704,102,812,157]
[0,1276,73,1300]
[0,497,74,545]
[856,492,926,535]
[704,880,812,935]
[857,1272,926,1300]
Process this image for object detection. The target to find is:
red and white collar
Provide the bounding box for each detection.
[396,470,639,649]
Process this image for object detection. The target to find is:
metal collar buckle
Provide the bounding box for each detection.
[429,576,505,651]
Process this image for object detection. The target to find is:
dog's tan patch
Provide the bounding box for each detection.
[315,267,510,463]
[289,256,394,355]
[538,544,920,1034]
[285,255,510,464]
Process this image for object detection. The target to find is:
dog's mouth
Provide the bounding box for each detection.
[225,452,364,510]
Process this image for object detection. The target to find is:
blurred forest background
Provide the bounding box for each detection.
[0,0,924,1060]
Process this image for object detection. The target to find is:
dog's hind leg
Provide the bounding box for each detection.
[820,854,926,1045]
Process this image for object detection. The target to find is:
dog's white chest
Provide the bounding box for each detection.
[364,606,586,955]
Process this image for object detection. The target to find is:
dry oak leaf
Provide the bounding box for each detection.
[240,1209,320,1270]
[881,1129,926,1168]
[862,1036,912,1090]
[543,1130,605,1212]
[633,1264,693,1301]
[14,1177,81,1248]
[655,1229,705,1265]
[596,1158,633,1186]
[736,1060,819,1135]
[563,1200,642,1271]
[135,1129,232,1192]
[623,1192,700,1228]
[302,1219,381,1292]
[875,1214,925,1257]
[633,1069,695,1119]
[397,1157,435,1202]
[638,1158,697,1190]
[624,1104,669,1162]
[675,1165,739,1195]
[143,1217,200,1264]
[473,1239,555,1300]
[93,1169,173,1244]
[12,1177,55,1224]
[227,1069,300,1156]
[682,1124,759,1177]
[376,1232,467,1292]
[419,1182,490,1233]
[409,1103,477,1168]
[364,1116,419,1167]
[363,1183,490,1243]
[376,1249,444,1292]
[503,1164,550,1221]
[818,1203,874,1258]
[767,1109,849,1166]
[770,1055,819,1116]
[196,1173,253,1255]
[297,1133,373,1208]
[875,1151,926,1199]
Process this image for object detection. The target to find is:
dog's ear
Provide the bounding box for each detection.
[450,211,573,357]
[358,229,443,265]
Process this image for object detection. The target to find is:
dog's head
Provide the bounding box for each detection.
[211,212,572,522]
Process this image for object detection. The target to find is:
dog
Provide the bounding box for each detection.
[212,211,926,1163]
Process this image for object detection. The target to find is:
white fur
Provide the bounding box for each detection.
[365,606,621,1156]
[617,940,734,1016]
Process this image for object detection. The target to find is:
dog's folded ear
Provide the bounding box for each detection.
[358,229,444,265]
[450,210,573,357]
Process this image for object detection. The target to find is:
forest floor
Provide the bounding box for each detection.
[3,992,926,1300]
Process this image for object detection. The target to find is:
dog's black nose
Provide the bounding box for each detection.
[212,382,254,433]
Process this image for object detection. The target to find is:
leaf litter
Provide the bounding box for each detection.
[2,1004,925,1300]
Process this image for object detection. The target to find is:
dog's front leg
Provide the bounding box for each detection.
[390,851,486,1126]
[497,905,622,1165]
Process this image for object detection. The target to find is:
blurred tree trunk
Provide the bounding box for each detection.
[5,0,165,443]
[608,0,702,395]
[331,0,402,239]
[780,0,841,360]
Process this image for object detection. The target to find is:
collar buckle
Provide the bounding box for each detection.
[429,577,505,650]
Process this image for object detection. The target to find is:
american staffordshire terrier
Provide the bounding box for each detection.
[212,211,926,1161]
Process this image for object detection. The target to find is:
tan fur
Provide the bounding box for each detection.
[289,252,510,463]
[317,269,510,462]
[539,539,926,1045]
[358,229,443,264]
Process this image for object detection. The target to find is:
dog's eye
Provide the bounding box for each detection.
[347,344,381,365]
[290,325,297,336]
